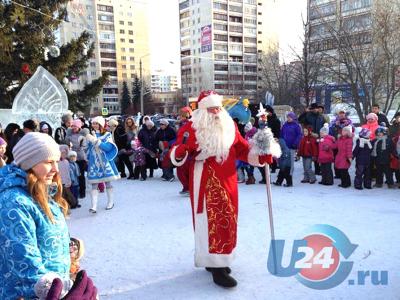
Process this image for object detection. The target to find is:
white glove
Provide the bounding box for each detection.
[85,134,97,144]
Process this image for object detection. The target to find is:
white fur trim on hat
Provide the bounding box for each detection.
[92,116,105,128]
[198,94,223,109]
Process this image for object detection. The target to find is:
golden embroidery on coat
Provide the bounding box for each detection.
[205,164,237,254]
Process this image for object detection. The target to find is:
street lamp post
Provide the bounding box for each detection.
[139,53,151,115]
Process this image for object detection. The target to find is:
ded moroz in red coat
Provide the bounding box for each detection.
[170,121,273,267]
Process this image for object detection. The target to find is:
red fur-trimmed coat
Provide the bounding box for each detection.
[170,121,267,266]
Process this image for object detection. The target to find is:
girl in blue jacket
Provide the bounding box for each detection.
[0,132,96,299]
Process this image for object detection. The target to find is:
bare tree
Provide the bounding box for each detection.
[309,0,400,122]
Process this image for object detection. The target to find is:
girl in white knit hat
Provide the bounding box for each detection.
[83,116,120,213]
[0,132,97,299]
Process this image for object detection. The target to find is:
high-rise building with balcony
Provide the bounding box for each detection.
[308,0,373,83]
[59,0,150,115]
[151,72,179,92]
[178,0,278,103]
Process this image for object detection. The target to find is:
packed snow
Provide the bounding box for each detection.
[67,162,399,300]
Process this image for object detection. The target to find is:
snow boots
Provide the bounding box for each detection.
[89,189,98,213]
[245,175,256,185]
[89,188,114,212]
[106,188,114,210]
[208,267,237,288]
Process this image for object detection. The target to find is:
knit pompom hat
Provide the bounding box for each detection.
[342,125,353,134]
[320,123,330,134]
[13,132,60,171]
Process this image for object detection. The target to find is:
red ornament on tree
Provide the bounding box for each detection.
[21,63,31,75]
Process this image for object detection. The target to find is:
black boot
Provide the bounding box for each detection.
[209,268,237,288]
[205,267,231,274]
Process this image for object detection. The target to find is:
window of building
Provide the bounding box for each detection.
[130,57,135,61]
[100,43,116,50]
[128,30,133,35]
[129,48,134,53]
[213,2,227,10]
[97,4,113,12]
[128,21,133,26]
[119,21,124,25]
[120,38,125,42]
[101,61,117,68]
[122,65,127,69]
[91,71,97,76]
[121,47,126,52]
[214,23,227,31]
[98,14,113,22]
[120,29,125,34]
[99,32,115,40]
[129,39,134,43]
[99,24,114,31]
[230,36,242,42]
[229,16,242,23]
[90,62,96,67]
[214,34,228,41]
[229,5,242,13]
[100,52,116,59]
[121,56,126,60]
[214,43,228,51]
[213,13,228,21]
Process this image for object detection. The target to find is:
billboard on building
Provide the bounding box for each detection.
[201,25,212,53]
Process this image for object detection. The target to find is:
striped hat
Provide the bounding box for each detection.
[13,132,60,171]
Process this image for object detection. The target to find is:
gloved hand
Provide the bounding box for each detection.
[80,128,90,136]
[259,154,273,165]
[46,270,97,300]
[174,144,188,159]
[85,134,98,144]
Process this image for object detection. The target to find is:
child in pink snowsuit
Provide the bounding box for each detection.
[318,124,335,185]
[334,125,353,188]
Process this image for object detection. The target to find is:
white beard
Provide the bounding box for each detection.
[191,108,235,163]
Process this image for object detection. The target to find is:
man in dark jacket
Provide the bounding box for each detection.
[372,104,390,128]
[155,119,176,181]
[299,103,325,175]
[299,103,325,135]
[138,120,158,178]
[109,118,134,179]
[55,113,72,144]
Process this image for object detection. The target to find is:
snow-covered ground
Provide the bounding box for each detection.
[67,162,399,300]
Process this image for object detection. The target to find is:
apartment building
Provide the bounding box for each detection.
[179,0,278,103]
[308,0,373,82]
[151,72,179,92]
[59,0,150,115]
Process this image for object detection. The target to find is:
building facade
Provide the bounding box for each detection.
[148,90,184,115]
[178,0,278,103]
[151,72,179,92]
[308,0,373,83]
[59,0,150,115]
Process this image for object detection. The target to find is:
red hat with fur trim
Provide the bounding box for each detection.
[197,90,223,109]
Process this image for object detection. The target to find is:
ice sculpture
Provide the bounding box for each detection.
[11,66,69,130]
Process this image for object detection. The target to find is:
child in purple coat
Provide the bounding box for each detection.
[318,124,335,185]
[334,125,353,188]
[129,139,150,181]
[353,128,373,190]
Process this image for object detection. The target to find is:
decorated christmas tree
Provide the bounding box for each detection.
[0,0,108,112]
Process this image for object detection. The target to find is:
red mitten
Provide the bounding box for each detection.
[175,144,188,159]
[259,154,273,165]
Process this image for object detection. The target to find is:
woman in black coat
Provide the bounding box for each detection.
[138,120,158,177]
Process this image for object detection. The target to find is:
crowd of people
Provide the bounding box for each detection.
[235,103,400,190]
[0,93,399,297]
